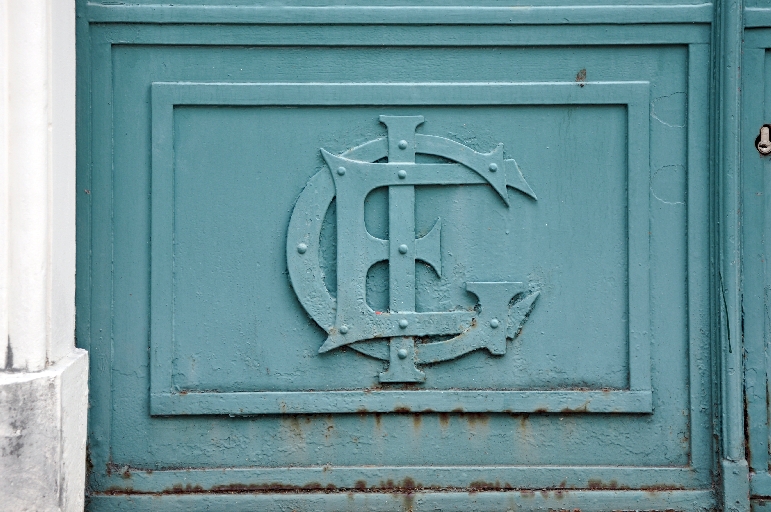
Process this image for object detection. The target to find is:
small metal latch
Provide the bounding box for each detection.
[757,125,771,155]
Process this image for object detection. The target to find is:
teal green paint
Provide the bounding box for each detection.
[86,490,717,511]
[741,26,771,505]
[75,2,730,509]
[717,0,750,507]
[84,3,714,24]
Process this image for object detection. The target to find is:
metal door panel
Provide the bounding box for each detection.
[743,29,771,500]
[78,15,715,509]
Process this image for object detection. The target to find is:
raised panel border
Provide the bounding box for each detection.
[85,2,713,25]
[150,81,652,415]
[87,489,715,511]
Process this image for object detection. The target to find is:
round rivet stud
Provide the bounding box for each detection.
[398,244,408,254]
[399,319,409,329]
[297,243,308,254]
[397,348,409,359]
[398,169,407,179]
[337,166,346,176]
[398,140,408,150]
[340,325,349,334]
[489,318,500,329]
[489,163,498,172]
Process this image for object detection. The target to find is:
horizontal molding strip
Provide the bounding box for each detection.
[746,7,771,27]
[153,80,649,105]
[87,490,715,511]
[151,390,653,415]
[86,2,713,25]
[751,471,771,497]
[91,465,706,494]
[95,23,712,45]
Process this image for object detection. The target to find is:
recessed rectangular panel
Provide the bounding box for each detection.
[149,82,651,414]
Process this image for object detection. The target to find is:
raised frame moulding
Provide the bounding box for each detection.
[84,2,713,25]
[149,81,652,416]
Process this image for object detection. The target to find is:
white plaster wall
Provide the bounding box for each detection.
[6,0,52,372]
[0,0,87,509]
[2,0,76,370]
[0,0,10,372]
[50,0,77,367]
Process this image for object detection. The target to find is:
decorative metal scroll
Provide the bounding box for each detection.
[287,116,539,383]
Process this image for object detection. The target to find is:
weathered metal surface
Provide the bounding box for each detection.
[288,115,538,382]
[743,28,771,502]
[77,2,718,509]
[87,490,716,512]
[146,81,656,416]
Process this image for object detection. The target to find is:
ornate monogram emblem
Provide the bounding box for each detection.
[287,116,539,383]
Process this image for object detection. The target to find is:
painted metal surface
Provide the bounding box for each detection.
[288,114,538,380]
[77,2,721,509]
[743,27,771,503]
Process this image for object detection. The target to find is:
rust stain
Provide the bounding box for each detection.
[170,483,205,493]
[583,479,683,491]
[393,406,411,413]
[439,412,450,428]
[746,389,754,463]
[518,413,529,431]
[575,68,587,87]
[97,478,688,497]
[412,413,422,430]
[97,469,690,497]
[402,492,415,512]
[640,483,685,492]
[560,401,590,414]
[207,482,338,493]
[281,415,305,442]
[374,412,382,430]
[463,412,489,427]
[468,480,502,491]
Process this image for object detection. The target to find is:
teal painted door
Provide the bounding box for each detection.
[77,3,717,509]
[743,20,771,506]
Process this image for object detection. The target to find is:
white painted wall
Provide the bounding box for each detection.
[0,0,88,509]
[3,0,77,372]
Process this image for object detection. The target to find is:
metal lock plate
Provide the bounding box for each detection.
[758,124,771,155]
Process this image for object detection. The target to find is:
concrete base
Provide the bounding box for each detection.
[0,349,88,512]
